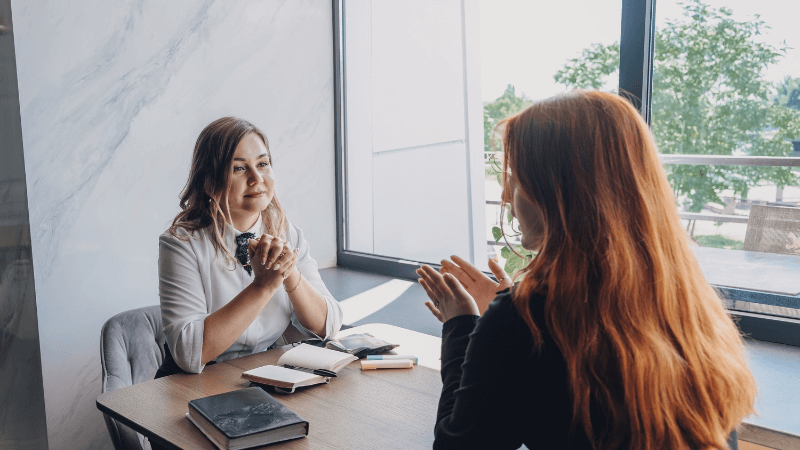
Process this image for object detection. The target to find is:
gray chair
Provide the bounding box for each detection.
[100,305,164,450]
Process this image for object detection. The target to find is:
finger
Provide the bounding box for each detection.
[416,277,437,302]
[420,265,447,291]
[416,266,437,286]
[440,259,474,284]
[419,266,452,300]
[255,235,273,265]
[443,273,472,301]
[450,255,487,281]
[272,242,294,271]
[416,269,439,298]
[265,238,285,268]
[248,238,263,254]
[424,301,444,323]
[487,258,510,284]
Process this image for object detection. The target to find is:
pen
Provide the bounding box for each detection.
[282,364,337,378]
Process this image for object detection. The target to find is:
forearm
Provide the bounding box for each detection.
[284,270,328,337]
[437,316,479,419]
[201,281,278,365]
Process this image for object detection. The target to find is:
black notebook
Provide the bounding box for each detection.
[187,387,308,450]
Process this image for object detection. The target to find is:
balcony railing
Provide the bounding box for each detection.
[485,154,800,247]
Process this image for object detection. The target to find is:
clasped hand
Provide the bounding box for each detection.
[416,255,513,323]
[247,234,299,289]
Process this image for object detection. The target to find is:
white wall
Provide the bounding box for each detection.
[11,1,337,448]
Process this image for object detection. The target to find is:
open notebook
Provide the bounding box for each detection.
[242,344,357,393]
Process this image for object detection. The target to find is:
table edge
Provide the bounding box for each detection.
[96,398,182,450]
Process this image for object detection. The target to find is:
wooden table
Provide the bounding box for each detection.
[96,319,798,450]
[96,324,443,450]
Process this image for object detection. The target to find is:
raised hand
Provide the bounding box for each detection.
[416,265,480,323]
[439,255,513,314]
[248,235,298,290]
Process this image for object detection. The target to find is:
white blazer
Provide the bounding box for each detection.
[158,214,342,373]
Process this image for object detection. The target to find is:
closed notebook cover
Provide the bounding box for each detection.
[277,343,357,372]
[242,365,328,390]
[188,387,308,440]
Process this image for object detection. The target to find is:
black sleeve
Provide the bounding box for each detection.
[434,295,532,450]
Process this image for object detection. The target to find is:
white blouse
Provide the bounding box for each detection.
[158,215,342,373]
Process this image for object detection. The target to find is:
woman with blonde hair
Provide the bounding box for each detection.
[155,117,342,377]
[418,91,755,449]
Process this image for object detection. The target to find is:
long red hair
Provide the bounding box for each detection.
[501,91,755,450]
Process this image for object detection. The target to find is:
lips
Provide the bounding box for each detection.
[244,192,266,198]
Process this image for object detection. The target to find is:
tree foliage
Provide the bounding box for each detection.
[553,42,620,91]
[484,84,533,154]
[553,0,800,211]
[775,76,800,111]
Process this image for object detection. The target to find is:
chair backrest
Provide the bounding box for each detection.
[743,205,800,255]
[100,305,164,450]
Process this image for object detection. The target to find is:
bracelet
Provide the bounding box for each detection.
[285,271,303,293]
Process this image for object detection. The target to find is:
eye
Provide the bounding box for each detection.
[258,161,270,168]
[233,165,245,172]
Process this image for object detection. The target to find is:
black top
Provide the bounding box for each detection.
[435,289,593,449]
[434,290,738,450]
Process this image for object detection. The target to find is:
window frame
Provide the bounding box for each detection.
[332,0,800,346]
[333,0,452,280]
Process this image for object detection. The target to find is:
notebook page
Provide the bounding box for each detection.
[277,344,357,372]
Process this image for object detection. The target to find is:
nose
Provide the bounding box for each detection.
[248,171,263,186]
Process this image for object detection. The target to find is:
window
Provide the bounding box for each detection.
[652,0,800,321]
[337,0,486,280]
[335,0,621,278]
[480,0,622,274]
[334,0,800,345]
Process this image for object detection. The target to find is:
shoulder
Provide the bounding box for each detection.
[487,288,546,321]
[481,289,527,323]
[159,224,210,249]
[475,288,547,345]
[284,221,307,248]
[473,290,521,335]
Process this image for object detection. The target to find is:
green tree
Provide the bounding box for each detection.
[553,42,620,91]
[554,0,800,211]
[775,76,800,111]
[484,84,533,155]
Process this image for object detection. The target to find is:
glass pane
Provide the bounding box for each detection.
[343,0,485,266]
[342,0,623,273]
[481,0,622,273]
[653,0,800,317]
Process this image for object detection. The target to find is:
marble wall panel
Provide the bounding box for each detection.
[10,0,336,448]
[0,0,48,448]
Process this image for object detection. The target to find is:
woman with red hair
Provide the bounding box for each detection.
[417,91,755,450]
